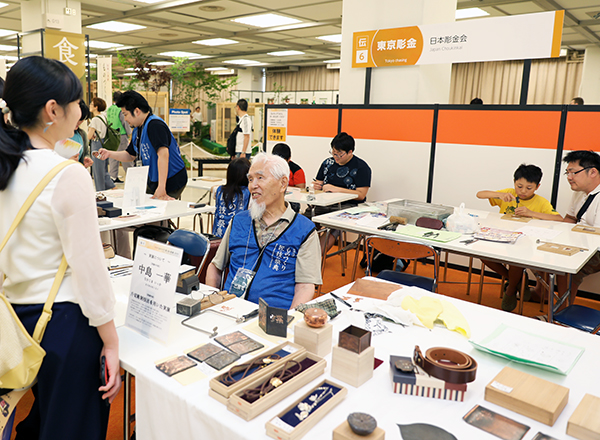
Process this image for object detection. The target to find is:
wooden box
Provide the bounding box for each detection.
[209,342,306,405]
[484,366,569,426]
[333,421,385,440]
[294,321,332,357]
[338,325,371,354]
[265,379,347,440]
[331,345,374,388]
[227,352,326,421]
[567,393,600,440]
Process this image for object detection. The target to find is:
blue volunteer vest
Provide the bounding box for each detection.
[131,114,185,183]
[212,186,250,238]
[224,210,316,309]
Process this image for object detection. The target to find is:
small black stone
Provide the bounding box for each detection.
[347,413,377,436]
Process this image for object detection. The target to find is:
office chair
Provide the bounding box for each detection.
[552,305,600,334]
[167,229,210,276]
[365,236,439,292]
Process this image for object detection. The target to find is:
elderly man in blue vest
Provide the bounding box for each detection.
[207,153,322,309]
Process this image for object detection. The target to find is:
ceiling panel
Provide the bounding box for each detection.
[278,25,341,38]
[172,0,267,20]
[494,2,545,14]
[245,0,329,8]
[281,2,342,21]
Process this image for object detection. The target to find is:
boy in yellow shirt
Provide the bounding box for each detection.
[476,164,562,312]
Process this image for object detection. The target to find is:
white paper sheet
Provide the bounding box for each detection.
[515,225,562,241]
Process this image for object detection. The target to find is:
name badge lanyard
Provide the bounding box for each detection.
[229,219,287,299]
[134,115,150,167]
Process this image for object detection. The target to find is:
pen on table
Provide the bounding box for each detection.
[330,292,352,308]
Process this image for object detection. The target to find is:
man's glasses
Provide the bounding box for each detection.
[329,149,346,159]
[564,166,592,177]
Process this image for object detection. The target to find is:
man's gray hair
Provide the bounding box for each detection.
[252,152,290,182]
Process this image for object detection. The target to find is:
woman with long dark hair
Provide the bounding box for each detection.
[0,56,120,439]
[213,157,251,237]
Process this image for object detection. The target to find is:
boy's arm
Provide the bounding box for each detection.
[514,206,563,221]
[476,190,515,203]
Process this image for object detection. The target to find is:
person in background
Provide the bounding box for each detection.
[476,164,562,312]
[235,99,252,159]
[272,142,305,213]
[96,91,188,200]
[191,106,202,137]
[71,99,92,168]
[313,132,372,252]
[206,153,322,309]
[107,91,132,183]
[555,150,600,308]
[88,97,115,191]
[213,157,251,238]
[470,97,483,105]
[0,55,120,440]
[570,97,584,105]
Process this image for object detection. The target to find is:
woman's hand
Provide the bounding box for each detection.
[98,345,122,404]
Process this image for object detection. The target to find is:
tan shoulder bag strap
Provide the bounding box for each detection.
[0,159,77,343]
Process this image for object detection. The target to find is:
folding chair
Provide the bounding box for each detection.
[365,236,439,292]
[552,305,600,334]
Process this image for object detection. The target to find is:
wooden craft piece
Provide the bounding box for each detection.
[347,278,401,300]
[501,213,532,223]
[567,393,600,440]
[484,366,569,426]
[537,243,585,256]
[333,421,385,440]
[572,225,600,235]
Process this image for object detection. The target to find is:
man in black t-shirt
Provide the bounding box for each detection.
[313,132,372,250]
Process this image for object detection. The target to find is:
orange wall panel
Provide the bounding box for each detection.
[341,109,434,142]
[564,112,600,151]
[437,110,561,149]
[286,108,339,138]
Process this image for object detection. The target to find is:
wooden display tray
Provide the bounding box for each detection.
[567,393,600,440]
[484,366,569,426]
[501,213,532,223]
[572,225,600,236]
[537,242,586,256]
[209,342,306,404]
[347,278,400,300]
[227,352,327,421]
[265,379,347,440]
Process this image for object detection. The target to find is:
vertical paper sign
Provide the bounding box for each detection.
[44,29,86,80]
[267,109,288,143]
[125,238,183,343]
[122,165,149,211]
[169,108,191,133]
[96,55,113,106]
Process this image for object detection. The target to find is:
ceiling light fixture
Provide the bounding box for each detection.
[205,67,228,71]
[232,13,301,28]
[0,2,8,8]
[268,50,304,56]
[323,59,341,63]
[317,34,342,43]
[158,51,209,59]
[455,8,489,19]
[0,44,16,52]
[193,38,238,46]
[87,21,146,32]
[150,61,174,66]
[86,40,124,49]
[223,59,261,65]
[212,69,235,75]
[0,29,16,37]
[133,0,165,3]
[199,5,225,12]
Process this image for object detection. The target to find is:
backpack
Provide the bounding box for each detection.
[226,115,251,156]
[97,116,121,151]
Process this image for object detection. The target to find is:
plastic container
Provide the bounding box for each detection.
[386,200,454,225]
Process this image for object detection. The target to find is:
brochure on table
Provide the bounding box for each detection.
[122,165,149,211]
[125,237,183,344]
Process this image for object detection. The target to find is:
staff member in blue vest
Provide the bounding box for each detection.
[206,153,322,309]
[96,91,187,200]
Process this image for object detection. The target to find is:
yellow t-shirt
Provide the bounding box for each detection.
[489,188,558,215]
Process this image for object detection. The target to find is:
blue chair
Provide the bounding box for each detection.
[167,229,210,276]
[552,305,600,334]
[365,236,439,292]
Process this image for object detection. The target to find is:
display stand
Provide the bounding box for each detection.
[332,421,385,440]
[331,345,374,388]
[294,321,333,357]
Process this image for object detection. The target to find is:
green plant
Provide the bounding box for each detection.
[168,57,239,109]
[116,49,172,108]
[272,82,284,104]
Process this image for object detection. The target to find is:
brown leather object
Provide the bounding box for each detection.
[413,346,477,384]
[347,278,401,300]
[415,217,444,230]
